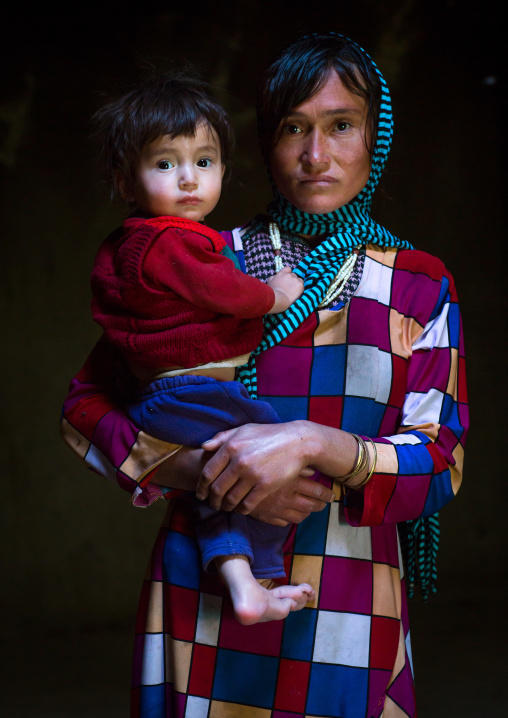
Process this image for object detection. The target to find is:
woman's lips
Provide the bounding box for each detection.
[298,176,338,186]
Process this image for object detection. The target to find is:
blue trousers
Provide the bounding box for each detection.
[128,375,289,578]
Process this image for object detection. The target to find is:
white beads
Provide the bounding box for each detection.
[268,221,358,308]
[269,222,284,273]
[318,250,357,308]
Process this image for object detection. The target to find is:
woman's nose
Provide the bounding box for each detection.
[301,130,330,170]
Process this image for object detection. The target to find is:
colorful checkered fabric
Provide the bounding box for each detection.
[61,234,467,717]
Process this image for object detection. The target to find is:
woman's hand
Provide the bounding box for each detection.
[196,420,366,514]
[196,421,319,513]
[250,477,335,526]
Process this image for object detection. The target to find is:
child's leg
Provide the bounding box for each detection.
[216,555,315,626]
[127,374,280,447]
[194,502,314,625]
[129,375,315,623]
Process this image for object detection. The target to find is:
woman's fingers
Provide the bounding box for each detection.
[196,444,233,500]
[247,475,334,522]
[201,427,239,452]
[197,422,317,510]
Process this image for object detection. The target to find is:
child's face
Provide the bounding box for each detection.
[125,124,224,221]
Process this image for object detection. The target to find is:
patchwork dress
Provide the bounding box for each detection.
[61,226,467,718]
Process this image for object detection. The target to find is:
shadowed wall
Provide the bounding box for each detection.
[1,0,505,714]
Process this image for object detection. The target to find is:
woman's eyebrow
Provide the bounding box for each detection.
[288,108,362,118]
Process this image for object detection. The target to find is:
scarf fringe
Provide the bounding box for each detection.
[398,514,440,600]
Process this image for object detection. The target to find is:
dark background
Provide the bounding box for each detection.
[1,1,506,716]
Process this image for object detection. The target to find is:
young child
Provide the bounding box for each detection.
[90,71,315,624]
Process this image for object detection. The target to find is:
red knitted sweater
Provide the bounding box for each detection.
[90,215,275,370]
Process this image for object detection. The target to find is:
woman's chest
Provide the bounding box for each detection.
[256,299,410,437]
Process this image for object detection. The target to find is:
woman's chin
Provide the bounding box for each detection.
[293,198,348,215]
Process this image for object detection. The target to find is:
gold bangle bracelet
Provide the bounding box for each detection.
[338,434,368,484]
[355,438,378,488]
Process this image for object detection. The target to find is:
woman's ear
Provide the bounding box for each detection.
[115,171,134,203]
[221,164,226,179]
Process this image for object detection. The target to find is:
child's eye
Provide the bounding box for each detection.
[157,160,173,170]
[197,158,212,168]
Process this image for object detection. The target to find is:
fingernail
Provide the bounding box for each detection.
[330,493,336,502]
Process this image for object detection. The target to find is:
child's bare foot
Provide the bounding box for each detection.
[216,556,315,625]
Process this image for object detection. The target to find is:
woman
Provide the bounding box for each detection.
[62,33,467,718]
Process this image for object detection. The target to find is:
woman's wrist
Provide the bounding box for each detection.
[299,421,375,490]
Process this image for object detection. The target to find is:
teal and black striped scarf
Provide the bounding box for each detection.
[238,37,438,599]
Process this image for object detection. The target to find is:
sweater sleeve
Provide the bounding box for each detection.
[60,338,181,507]
[143,227,275,317]
[344,262,468,527]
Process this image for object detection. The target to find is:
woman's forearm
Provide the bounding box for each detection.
[152,446,208,491]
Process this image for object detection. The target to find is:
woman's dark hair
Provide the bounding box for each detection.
[93,69,233,199]
[257,33,381,161]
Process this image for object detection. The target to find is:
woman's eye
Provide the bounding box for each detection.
[197,158,212,168]
[157,160,173,170]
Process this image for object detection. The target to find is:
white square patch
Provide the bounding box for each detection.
[140,633,164,685]
[84,444,118,484]
[355,255,393,306]
[313,611,371,667]
[402,388,445,426]
[195,592,222,646]
[345,345,392,404]
[185,696,210,718]
[325,503,373,560]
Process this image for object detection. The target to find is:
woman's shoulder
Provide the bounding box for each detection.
[366,243,452,282]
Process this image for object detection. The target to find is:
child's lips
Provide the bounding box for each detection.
[178,195,202,205]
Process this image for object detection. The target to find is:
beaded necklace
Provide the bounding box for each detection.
[269,222,358,308]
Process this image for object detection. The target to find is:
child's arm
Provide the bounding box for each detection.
[266,267,304,314]
[143,227,301,319]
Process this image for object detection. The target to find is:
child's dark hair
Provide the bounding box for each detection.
[93,68,233,199]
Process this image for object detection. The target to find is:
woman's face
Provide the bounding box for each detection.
[270,71,372,215]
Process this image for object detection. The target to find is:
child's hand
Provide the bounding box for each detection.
[267,266,304,313]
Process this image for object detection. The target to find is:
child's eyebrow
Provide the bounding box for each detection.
[195,144,220,154]
[149,144,220,157]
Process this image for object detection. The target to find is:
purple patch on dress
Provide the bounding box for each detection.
[348,298,391,352]
[218,599,284,656]
[173,689,186,718]
[391,269,438,327]
[458,403,469,443]
[368,669,391,717]
[94,409,139,469]
[383,475,430,524]
[257,346,313,396]
[371,525,400,566]
[407,347,451,394]
[386,658,416,716]
[319,556,373,614]
[378,405,402,438]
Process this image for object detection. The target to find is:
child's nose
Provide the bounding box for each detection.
[179,166,198,189]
